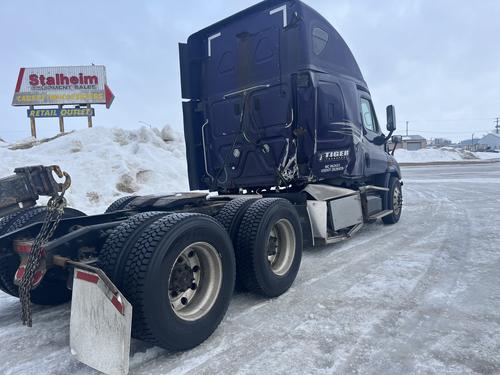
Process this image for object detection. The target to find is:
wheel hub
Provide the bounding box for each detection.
[168,242,223,321]
[169,261,194,294]
[266,219,296,276]
[267,230,279,262]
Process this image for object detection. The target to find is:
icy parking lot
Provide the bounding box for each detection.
[1,163,499,374]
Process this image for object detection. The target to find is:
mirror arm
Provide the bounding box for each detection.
[385,129,394,144]
[391,134,398,156]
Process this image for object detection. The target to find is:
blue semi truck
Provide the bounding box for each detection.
[0,1,402,374]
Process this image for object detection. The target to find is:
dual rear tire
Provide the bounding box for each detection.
[233,198,303,297]
[100,212,235,351]
[99,197,302,351]
[215,197,303,297]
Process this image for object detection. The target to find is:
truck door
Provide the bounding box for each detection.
[313,78,354,177]
[359,95,388,177]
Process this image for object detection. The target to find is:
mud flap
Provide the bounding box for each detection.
[70,268,132,375]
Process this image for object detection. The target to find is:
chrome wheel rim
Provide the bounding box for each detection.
[168,242,222,321]
[393,185,402,216]
[267,219,296,276]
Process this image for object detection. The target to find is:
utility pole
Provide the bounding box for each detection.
[495,117,499,134]
[471,133,475,152]
[406,121,409,136]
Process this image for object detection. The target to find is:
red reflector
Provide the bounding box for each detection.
[14,266,45,287]
[76,271,99,284]
[32,271,44,287]
[111,295,124,315]
[15,266,26,280]
[14,241,34,254]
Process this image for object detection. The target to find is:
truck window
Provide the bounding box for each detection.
[360,98,377,132]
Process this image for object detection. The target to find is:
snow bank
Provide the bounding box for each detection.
[0,127,188,214]
[475,151,500,160]
[394,147,499,163]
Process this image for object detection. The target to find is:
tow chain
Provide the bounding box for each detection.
[20,167,70,327]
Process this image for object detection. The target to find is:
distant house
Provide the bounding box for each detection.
[388,135,427,151]
[459,138,480,147]
[460,133,500,151]
[479,133,500,150]
[399,135,427,151]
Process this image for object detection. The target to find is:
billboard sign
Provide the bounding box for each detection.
[27,107,95,118]
[12,65,114,108]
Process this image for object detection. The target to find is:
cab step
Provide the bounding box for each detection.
[324,223,364,244]
[368,209,393,221]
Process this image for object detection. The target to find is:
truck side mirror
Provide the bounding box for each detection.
[386,105,396,132]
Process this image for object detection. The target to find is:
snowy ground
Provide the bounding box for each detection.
[0,162,499,374]
[394,147,500,163]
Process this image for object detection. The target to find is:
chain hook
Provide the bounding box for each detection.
[50,165,71,195]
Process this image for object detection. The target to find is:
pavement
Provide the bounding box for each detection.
[399,158,500,167]
[0,163,499,374]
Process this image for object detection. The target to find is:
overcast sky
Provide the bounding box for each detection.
[1,0,499,142]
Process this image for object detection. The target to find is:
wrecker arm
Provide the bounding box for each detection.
[0,165,70,217]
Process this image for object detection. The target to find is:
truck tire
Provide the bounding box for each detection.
[215,197,258,291]
[0,206,86,305]
[382,176,403,224]
[122,213,235,350]
[105,195,137,213]
[215,197,259,243]
[99,211,169,288]
[236,198,303,298]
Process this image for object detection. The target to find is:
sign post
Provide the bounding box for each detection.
[12,65,114,137]
[87,104,93,128]
[29,105,37,138]
[58,104,65,133]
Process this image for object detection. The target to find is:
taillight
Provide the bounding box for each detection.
[13,240,35,255]
[12,239,46,288]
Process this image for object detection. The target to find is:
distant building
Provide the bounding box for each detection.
[431,138,452,147]
[401,135,427,150]
[460,133,500,151]
[479,133,500,150]
[388,135,427,151]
